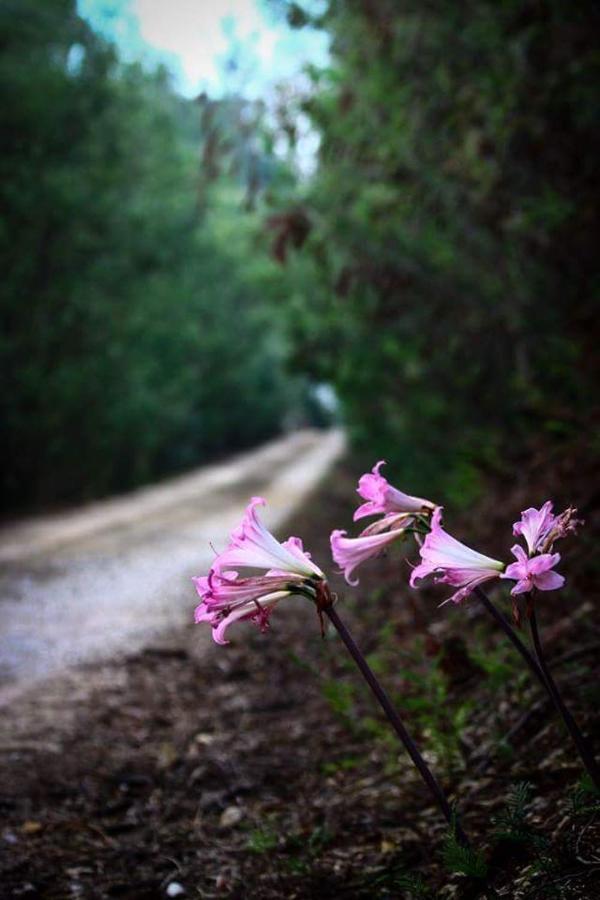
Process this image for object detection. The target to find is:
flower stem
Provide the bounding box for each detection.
[475,587,600,789]
[474,587,546,685]
[324,603,469,847]
[529,607,600,790]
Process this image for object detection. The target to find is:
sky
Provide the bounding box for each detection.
[78,0,329,101]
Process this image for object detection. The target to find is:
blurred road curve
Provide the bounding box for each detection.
[0,429,344,701]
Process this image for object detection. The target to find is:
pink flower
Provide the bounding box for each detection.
[513,502,557,555]
[194,498,324,644]
[213,497,324,579]
[410,508,504,604]
[354,460,435,521]
[331,526,408,586]
[502,545,565,596]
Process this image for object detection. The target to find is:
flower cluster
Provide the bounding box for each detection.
[194,497,326,644]
[190,463,595,803]
[330,460,434,585]
[329,462,576,607]
[501,501,569,596]
[193,467,578,644]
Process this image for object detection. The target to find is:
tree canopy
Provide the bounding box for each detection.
[0,0,311,510]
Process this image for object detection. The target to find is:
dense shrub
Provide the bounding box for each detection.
[273,0,599,501]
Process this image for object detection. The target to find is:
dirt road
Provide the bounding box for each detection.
[0,429,344,701]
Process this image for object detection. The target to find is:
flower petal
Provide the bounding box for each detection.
[410,507,504,602]
[510,579,532,596]
[533,570,565,592]
[215,497,323,578]
[513,502,556,554]
[331,526,405,585]
[354,460,434,520]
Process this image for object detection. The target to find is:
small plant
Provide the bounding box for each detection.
[470,637,515,693]
[442,827,488,879]
[283,824,334,876]
[320,755,364,775]
[397,660,474,776]
[391,871,432,898]
[369,865,433,898]
[246,826,279,854]
[569,775,600,816]
[492,782,542,846]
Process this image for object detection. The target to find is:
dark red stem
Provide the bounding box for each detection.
[474,587,546,684]
[529,607,600,790]
[324,604,469,847]
[475,586,599,789]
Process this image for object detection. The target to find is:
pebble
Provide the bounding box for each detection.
[219,805,244,828]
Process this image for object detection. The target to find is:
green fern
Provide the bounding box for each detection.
[391,871,433,897]
[367,864,433,898]
[492,781,533,842]
[442,828,488,878]
[569,774,600,816]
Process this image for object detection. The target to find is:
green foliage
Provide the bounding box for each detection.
[320,754,364,775]
[569,775,600,817]
[320,678,361,733]
[318,627,478,775]
[470,638,517,693]
[442,828,488,879]
[492,782,537,844]
[247,826,280,854]
[272,0,600,499]
[0,0,310,510]
[367,865,433,897]
[283,823,334,874]
[397,660,474,776]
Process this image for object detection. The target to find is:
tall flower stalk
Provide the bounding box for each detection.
[332,465,599,791]
[194,497,470,845]
[501,504,599,790]
[322,598,469,847]
[478,574,600,790]
[412,503,599,789]
[528,604,600,789]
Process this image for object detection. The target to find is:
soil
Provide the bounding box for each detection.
[1,442,599,899]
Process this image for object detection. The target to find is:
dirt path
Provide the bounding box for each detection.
[1,449,598,899]
[0,429,344,701]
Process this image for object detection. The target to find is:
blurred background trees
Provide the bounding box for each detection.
[272,0,599,502]
[0,0,314,510]
[1,0,597,511]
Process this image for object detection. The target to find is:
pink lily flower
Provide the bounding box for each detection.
[331,526,408,586]
[512,502,557,555]
[354,460,435,521]
[213,497,324,579]
[194,498,324,644]
[410,508,505,604]
[502,545,565,596]
[513,501,581,555]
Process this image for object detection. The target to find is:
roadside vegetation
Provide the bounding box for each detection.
[2,458,598,898]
